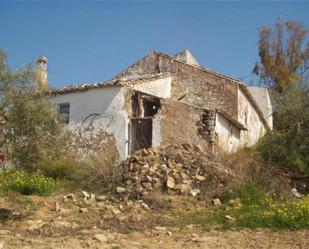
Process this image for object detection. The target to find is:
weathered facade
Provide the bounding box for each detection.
[51,49,273,158]
[115,50,240,120]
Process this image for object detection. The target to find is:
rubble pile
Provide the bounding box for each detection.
[118,144,233,199]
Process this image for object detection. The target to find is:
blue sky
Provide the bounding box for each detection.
[1,1,309,87]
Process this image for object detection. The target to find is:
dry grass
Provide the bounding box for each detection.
[223,148,291,196]
[75,137,122,192]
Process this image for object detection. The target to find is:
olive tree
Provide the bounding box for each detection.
[0,50,69,171]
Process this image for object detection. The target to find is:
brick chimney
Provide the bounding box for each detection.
[35,56,48,90]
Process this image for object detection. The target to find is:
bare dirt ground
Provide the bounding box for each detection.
[0,194,308,249]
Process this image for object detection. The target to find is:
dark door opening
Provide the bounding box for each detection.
[129,118,152,155]
[128,91,161,155]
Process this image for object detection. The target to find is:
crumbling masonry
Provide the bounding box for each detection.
[51,49,273,159]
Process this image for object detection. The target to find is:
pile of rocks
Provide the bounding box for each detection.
[118,144,233,199]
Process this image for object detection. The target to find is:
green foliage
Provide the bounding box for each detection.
[5,90,70,171]
[38,157,78,180]
[0,170,56,195]
[182,185,309,230]
[38,144,120,193]
[258,85,309,174]
[0,49,70,171]
[238,185,271,207]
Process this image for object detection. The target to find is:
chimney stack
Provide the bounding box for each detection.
[35,56,48,90]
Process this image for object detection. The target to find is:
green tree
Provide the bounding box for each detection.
[254,20,309,90]
[0,49,69,171]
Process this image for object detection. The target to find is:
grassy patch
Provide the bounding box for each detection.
[0,170,56,195]
[180,186,309,230]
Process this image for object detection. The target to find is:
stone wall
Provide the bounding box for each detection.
[116,53,159,78]
[197,110,216,145]
[153,99,210,148]
[115,51,239,120]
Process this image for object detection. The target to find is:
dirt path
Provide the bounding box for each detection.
[1,228,308,249]
[0,194,308,249]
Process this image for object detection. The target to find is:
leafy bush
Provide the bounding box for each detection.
[258,84,309,174]
[38,157,78,180]
[0,170,56,195]
[3,89,70,172]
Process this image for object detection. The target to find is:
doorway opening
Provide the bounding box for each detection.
[128,91,160,154]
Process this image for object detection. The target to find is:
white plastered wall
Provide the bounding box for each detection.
[215,113,241,153]
[238,88,266,147]
[247,86,273,129]
[130,77,172,98]
[52,86,129,160]
[51,77,172,159]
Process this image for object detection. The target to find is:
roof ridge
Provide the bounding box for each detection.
[50,72,172,95]
[154,50,245,86]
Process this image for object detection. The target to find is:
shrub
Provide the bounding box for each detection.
[258,84,309,175]
[38,157,78,180]
[223,149,290,197]
[75,140,121,192]
[31,131,121,194]
[259,131,309,174]
[0,170,56,195]
[3,89,70,172]
[38,136,121,192]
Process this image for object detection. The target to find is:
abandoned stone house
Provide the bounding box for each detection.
[49,49,273,160]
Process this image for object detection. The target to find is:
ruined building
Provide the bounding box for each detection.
[50,50,273,159]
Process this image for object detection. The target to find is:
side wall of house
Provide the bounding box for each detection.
[215,113,241,153]
[238,88,266,147]
[52,86,129,160]
[247,86,273,129]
